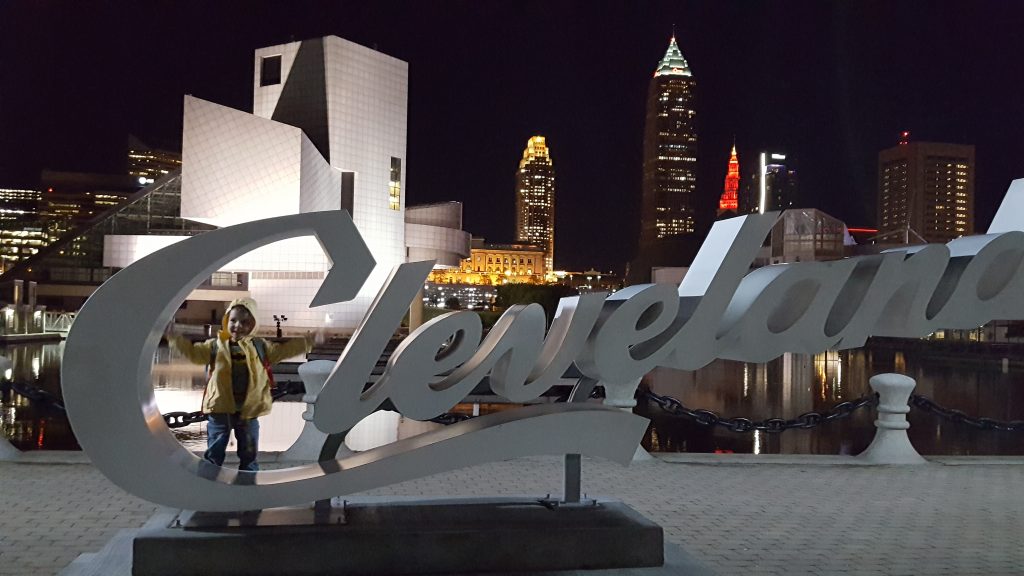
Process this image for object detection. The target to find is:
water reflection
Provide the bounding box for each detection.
[0,342,77,450]
[637,345,1024,456]
[638,351,874,455]
[2,340,1023,455]
[0,341,306,451]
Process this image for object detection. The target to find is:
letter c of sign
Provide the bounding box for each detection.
[60,211,647,511]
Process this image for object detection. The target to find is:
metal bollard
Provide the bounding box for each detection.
[601,377,653,462]
[857,373,926,464]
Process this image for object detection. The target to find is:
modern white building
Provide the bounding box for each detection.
[104,36,469,332]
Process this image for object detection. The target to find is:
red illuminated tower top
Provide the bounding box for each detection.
[718,143,740,216]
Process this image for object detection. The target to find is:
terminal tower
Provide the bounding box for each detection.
[717,143,740,219]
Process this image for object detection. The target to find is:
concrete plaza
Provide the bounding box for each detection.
[1,451,1022,576]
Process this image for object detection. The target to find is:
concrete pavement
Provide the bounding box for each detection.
[1,452,1023,575]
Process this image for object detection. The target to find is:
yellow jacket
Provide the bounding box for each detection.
[167,298,312,418]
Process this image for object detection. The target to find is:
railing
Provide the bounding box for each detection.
[42,311,75,333]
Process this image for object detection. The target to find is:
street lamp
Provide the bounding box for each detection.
[272,315,288,339]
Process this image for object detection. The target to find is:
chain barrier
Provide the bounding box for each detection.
[0,377,476,429]
[7,379,1024,433]
[643,390,877,433]
[162,410,206,429]
[162,409,475,429]
[428,413,474,425]
[159,383,309,429]
[909,394,1024,432]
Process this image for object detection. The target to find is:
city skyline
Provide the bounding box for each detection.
[3,2,1023,273]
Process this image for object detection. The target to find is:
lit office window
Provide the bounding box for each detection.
[389,157,402,211]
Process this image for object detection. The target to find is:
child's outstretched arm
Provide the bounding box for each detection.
[265,331,317,365]
[165,329,215,365]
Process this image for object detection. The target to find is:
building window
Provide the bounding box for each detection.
[340,171,354,214]
[389,157,402,211]
[260,55,282,87]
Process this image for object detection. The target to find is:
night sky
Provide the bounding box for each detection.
[3,1,1023,273]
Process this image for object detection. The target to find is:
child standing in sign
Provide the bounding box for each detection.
[167,297,317,471]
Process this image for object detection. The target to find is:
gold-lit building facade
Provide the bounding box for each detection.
[428,239,547,285]
[515,136,555,273]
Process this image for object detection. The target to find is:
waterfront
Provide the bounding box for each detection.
[1,339,1022,455]
[639,343,1024,456]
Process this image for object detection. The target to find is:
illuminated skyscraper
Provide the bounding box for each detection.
[717,143,740,218]
[741,152,798,215]
[640,35,698,242]
[515,136,555,273]
[877,134,974,244]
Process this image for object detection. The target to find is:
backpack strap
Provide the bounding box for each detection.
[252,338,276,391]
[252,338,267,363]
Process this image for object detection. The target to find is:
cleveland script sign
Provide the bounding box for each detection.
[62,180,1024,511]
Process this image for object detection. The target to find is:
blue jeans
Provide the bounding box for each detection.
[205,413,260,471]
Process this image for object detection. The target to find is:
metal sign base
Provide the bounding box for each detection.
[134,497,664,576]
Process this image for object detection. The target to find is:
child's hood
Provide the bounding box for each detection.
[220,297,260,340]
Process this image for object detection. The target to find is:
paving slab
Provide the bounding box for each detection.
[1,453,1022,576]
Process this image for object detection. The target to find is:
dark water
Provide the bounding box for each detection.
[2,340,1023,455]
[638,345,1024,456]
